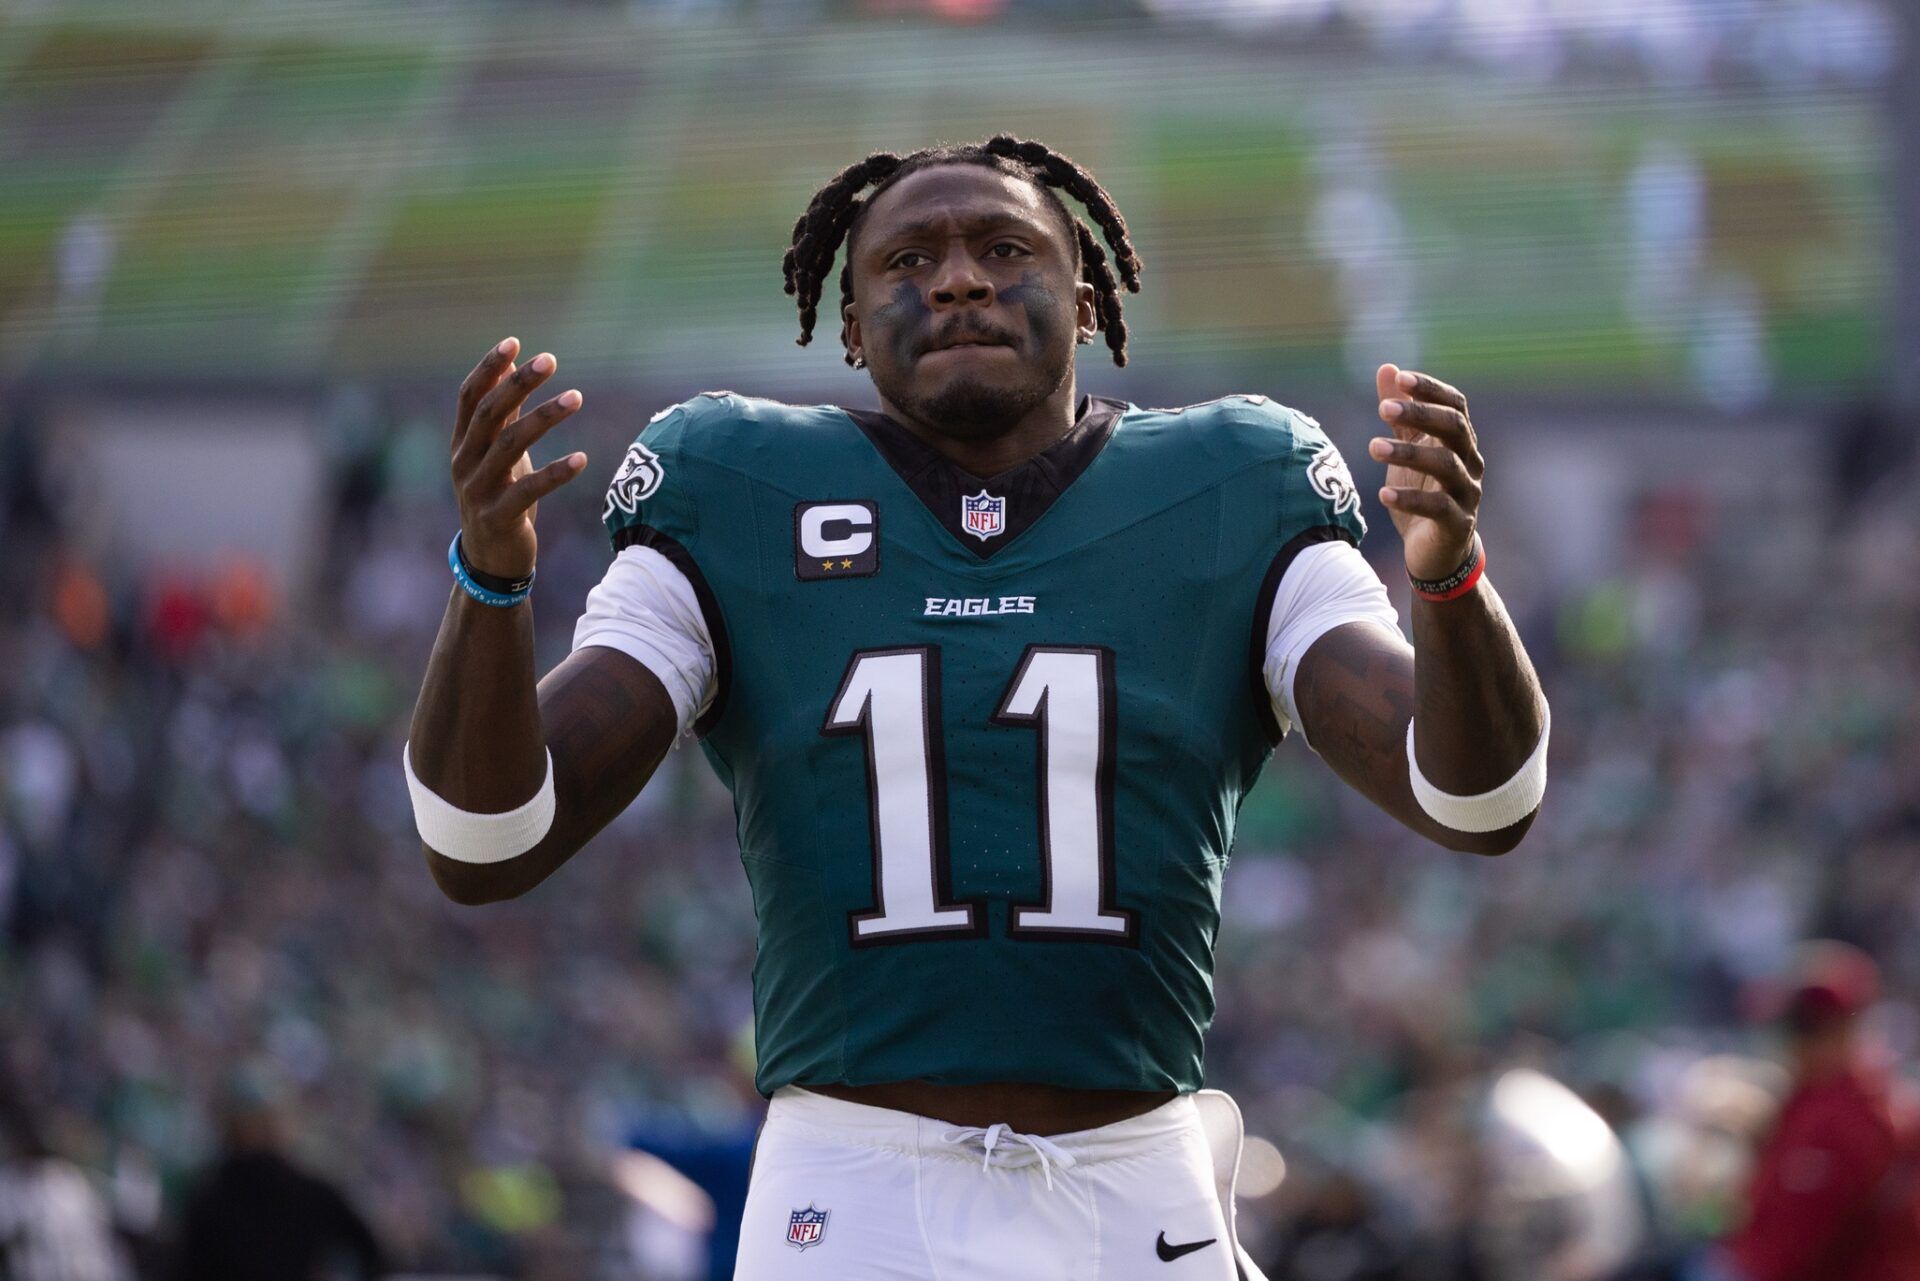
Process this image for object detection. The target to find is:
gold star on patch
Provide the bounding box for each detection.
[841,558,853,569]
[821,560,833,570]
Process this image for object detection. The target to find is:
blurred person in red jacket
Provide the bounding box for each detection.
[1702,942,1920,1281]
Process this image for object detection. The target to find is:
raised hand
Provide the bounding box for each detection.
[451,337,588,581]
[1369,363,1485,583]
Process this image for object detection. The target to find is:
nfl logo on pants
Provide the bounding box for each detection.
[961,489,1006,541]
[786,1205,829,1251]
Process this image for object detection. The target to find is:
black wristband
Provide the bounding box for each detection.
[454,533,535,596]
[1409,533,1485,600]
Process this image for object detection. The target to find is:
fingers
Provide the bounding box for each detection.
[479,389,584,481]
[1378,484,1470,529]
[1369,437,1481,510]
[460,351,558,468]
[1392,366,1468,415]
[1379,399,1483,477]
[454,337,519,452]
[1373,364,1480,544]
[506,451,589,507]
[1375,362,1403,405]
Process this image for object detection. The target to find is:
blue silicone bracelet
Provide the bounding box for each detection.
[448,533,533,607]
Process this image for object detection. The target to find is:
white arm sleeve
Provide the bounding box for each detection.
[1262,539,1403,744]
[571,545,717,734]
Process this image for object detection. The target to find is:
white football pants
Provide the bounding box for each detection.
[732,1087,1268,1281]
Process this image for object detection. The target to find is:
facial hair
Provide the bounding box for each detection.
[887,352,1071,439]
[873,279,1076,441]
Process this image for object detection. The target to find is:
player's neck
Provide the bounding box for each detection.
[878,376,1080,479]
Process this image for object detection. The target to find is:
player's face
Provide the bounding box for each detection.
[844,165,1094,442]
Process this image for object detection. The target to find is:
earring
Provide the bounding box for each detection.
[852,355,867,369]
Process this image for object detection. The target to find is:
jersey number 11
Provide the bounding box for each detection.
[822,646,1139,947]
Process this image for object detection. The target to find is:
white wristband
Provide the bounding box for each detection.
[1407,706,1549,834]
[403,742,557,864]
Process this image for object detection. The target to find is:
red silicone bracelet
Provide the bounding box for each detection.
[1411,541,1486,602]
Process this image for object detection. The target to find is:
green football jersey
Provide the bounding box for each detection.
[600,390,1366,1096]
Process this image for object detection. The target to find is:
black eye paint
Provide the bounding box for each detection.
[1000,271,1059,352]
[871,280,932,367]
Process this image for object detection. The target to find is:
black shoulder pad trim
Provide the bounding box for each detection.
[1248,525,1356,747]
[613,524,733,739]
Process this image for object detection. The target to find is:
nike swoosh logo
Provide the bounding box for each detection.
[1155,1232,1217,1261]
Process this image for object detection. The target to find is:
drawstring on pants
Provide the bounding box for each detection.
[939,1123,1079,1191]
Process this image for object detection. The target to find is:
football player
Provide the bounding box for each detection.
[406,136,1548,1279]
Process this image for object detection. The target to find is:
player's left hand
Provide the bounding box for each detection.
[1370,363,1485,582]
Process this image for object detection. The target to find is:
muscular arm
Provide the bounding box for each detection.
[1293,580,1545,855]
[1290,363,1547,856]
[406,337,678,904]
[408,597,677,904]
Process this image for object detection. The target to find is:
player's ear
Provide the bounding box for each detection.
[841,303,863,367]
[1074,280,1097,346]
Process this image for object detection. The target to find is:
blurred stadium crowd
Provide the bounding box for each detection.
[865,0,1901,87]
[0,378,1914,1278]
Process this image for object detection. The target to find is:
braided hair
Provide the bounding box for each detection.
[782,136,1143,368]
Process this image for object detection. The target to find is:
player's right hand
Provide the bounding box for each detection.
[451,336,587,581]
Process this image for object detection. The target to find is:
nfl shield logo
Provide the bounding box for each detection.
[786,1205,829,1251]
[961,489,1007,542]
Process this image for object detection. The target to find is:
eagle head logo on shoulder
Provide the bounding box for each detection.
[603,441,665,521]
[1307,442,1359,515]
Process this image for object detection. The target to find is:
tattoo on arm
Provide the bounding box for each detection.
[1292,622,1441,842]
[1293,628,1415,786]
[1294,578,1546,854]
[543,651,667,800]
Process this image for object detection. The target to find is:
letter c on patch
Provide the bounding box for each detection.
[793,500,880,580]
[799,503,874,557]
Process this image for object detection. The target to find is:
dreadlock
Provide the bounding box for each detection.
[781,136,1143,369]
